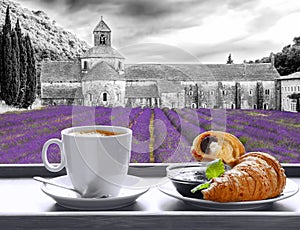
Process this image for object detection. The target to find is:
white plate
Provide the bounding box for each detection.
[158,178,299,211]
[40,175,149,210]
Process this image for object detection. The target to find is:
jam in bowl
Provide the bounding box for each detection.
[166,162,230,199]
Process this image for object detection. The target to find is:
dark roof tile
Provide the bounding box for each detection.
[93,19,111,32]
[125,84,159,98]
[82,61,124,81]
[41,61,81,82]
[158,80,184,93]
[42,85,83,99]
[82,46,124,59]
[124,63,279,81]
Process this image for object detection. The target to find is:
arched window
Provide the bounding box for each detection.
[100,34,106,45]
[118,61,123,70]
[88,93,92,101]
[265,89,270,95]
[103,92,107,102]
[83,61,88,70]
[263,103,269,110]
[191,103,197,109]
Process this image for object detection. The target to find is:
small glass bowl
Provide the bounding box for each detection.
[166,162,209,198]
[166,162,230,199]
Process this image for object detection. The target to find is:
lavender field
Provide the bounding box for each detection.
[0,105,299,164]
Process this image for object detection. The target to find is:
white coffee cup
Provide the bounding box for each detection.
[42,125,132,198]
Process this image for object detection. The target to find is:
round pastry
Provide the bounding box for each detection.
[191,131,246,167]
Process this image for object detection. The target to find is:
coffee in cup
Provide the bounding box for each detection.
[69,129,124,137]
[42,125,132,198]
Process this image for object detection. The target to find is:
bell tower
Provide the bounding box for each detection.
[81,16,124,73]
[93,16,111,46]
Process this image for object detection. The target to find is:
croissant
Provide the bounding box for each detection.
[191,131,245,167]
[201,152,286,202]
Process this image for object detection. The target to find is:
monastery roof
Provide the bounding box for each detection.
[94,18,111,32]
[278,72,300,80]
[42,85,83,99]
[41,61,81,82]
[81,46,124,59]
[124,63,279,81]
[82,61,123,81]
[40,62,280,84]
[125,84,159,98]
[158,80,184,93]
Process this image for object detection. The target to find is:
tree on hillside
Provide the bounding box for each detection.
[10,29,21,106]
[15,19,28,107]
[252,36,300,76]
[226,53,233,64]
[23,34,36,108]
[0,6,37,108]
[0,31,2,100]
[1,6,13,102]
[1,7,13,105]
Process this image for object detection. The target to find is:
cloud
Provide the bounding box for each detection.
[14,0,300,63]
[246,8,284,34]
[118,43,200,63]
[226,0,260,10]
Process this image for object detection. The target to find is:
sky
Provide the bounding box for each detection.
[13,0,300,64]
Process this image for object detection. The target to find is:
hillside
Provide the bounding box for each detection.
[0,0,90,62]
[247,37,300,76]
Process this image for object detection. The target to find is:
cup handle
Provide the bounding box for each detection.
[42,139,66,172]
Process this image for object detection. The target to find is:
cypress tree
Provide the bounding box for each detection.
[15,19,28,107]
[226,53,233,64]
[23,34,36,108]
[9,29,20,106]
[0,31,3,100]
[3,6,11,35]
[2,31,13,105]
[1,6,13,103]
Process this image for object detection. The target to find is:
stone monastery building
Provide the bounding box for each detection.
[41,18,282,110]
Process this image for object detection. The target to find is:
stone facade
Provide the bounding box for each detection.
[182,80,276,110]
[82,80,125,107]
[40,18,281,110]
[277,72,300,112]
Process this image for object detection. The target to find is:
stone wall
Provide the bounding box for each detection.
[181,80,276,110]
[82,80,125,107]
[41,82,82,106]
[161,92,185,108]
[280,78,300,112]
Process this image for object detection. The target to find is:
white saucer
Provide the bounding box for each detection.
[158,178,299,211]
[40,175,149,210]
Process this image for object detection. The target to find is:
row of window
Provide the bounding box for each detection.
[282,85,300,92]
[87,92,108,102]
[48,81,81,84]
[190,103,270,110]
[187,89,271,96]
[291,103,297,112]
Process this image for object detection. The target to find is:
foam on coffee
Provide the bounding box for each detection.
[69,129,123,137]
